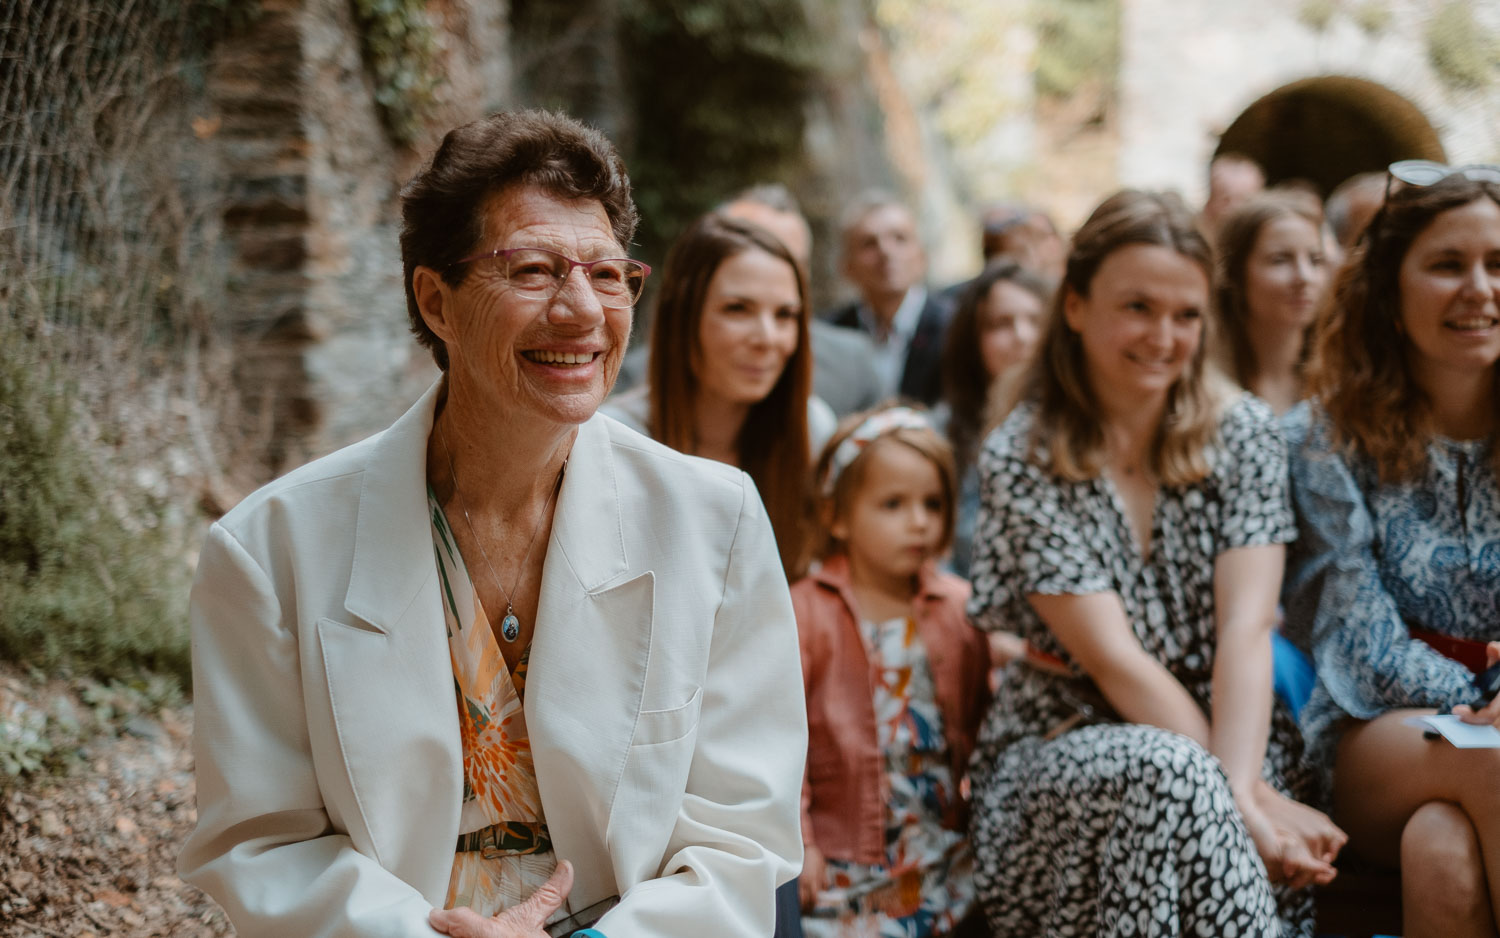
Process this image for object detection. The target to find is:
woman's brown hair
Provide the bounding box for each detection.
[1008,189,1227,485]
[810,408,958,563]
[647,213,813,573]
[941,259,1054,474]
[1214,189,1325,389]
[1307,173,1500,483]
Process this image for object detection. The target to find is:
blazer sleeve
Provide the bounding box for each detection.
[178,523,441,938]
[596,477,807,938]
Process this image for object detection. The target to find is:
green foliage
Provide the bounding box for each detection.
[616,0,823,260]
[351,0,443,144]
[1031,0,1120,103]
[1427,1,1500,91]
[0,325,192,687]
[1298,0,1339,32]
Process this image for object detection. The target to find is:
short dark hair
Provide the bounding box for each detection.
[398,109,640,369]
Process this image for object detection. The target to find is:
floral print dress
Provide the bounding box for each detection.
[804,614,975,938]
[430,489,557,916]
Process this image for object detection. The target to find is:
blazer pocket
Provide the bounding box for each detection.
[631,686,703,747]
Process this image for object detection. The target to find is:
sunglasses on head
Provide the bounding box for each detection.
[1383,159,1500,201]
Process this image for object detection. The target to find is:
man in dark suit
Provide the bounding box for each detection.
[824,191,951,406]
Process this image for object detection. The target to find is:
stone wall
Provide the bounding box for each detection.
[208,0,510,474]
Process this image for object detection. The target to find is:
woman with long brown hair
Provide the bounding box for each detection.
[1285,165,1500,937]
[966,190,1342,937]
[603,212,831,574]
[939,258,1052,578]
[1214,190,1331,415]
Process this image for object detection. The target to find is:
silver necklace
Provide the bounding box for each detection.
[439,427,565,643]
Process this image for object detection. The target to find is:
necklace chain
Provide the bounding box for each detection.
[438,426,565,642]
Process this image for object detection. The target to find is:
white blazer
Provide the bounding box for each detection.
[179,380,807,938]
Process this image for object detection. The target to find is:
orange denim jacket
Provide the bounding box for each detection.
[790,554,992,866]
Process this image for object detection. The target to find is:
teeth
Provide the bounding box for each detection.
[526,350,593,364]
[1447,318,1497,330]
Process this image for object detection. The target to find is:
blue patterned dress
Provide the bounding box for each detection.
[1282,402,1500,770]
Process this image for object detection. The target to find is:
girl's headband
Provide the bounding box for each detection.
[821,407,933,497]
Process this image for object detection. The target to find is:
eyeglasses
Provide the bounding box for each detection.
[453,247,651,309]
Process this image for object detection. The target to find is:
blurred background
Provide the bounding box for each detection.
[3,0,1500,693]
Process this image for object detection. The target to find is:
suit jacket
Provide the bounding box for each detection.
[179,380,807,938]
[826,291,952,406]
[808,320,884,418]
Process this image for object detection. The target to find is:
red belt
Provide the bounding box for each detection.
[1410,626,1489,674]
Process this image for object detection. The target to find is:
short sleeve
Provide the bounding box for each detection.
[1216,395,1296,554]
[967,408,1113,633]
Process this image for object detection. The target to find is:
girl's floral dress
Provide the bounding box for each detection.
[804,614,975,938]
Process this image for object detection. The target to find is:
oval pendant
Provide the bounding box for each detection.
[501,613,520,643]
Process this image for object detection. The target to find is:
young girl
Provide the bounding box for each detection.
[793,406,991,938]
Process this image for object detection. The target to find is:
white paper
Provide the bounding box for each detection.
[1403,714,1500,749]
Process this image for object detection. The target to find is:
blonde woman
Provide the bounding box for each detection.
[966,191,1343,937]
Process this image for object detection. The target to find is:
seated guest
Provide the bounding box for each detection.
[1285,164,1500,937]
[603,212,830,573]
[1214,190,1331,416]
[826,191,952,405]
[966,190,1343,938]
[720,184,885,418]
[977,201,1066,282]
[1199,151,1266,242]
[1324,171,1387,254]
[794,406,990,937]
[179,108,805,938]
[939,258,1052,580]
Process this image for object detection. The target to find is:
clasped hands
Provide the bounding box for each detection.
[1237,781,1347,890]
[429,860,574,938]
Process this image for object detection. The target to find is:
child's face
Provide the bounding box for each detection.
[832,440,947,583]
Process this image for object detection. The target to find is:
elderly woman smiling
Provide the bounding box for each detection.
[178,109,806,938]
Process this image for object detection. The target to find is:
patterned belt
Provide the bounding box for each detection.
[456,820,552,859]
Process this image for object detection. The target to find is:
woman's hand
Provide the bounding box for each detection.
[1452,642,1500,727]
[429,860,574,938]
[1236,793,1336,890]
[798,845,826,912]
[1255,779,1347,866]
[987,631,1028,667]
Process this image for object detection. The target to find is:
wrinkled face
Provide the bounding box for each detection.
[842,204,925,302]
[833,439,947,582]
[1244,213,1329,330]
[693,247,803,407]
[435,185,632,428]
[1065,244,1208,402]
[978,279,1046,382]
[1398,196,1500,385]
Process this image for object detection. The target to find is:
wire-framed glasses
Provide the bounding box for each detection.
[454,247,652,309]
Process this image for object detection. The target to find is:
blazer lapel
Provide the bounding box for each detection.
[321,379,464,902]
[526,416,654,911]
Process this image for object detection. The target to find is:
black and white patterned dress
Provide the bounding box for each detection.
[966,395,1313,938]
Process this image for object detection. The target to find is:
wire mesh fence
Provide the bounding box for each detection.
[0,0,249,681]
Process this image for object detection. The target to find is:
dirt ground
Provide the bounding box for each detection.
[1,671,232,937]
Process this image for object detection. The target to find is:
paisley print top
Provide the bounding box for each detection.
[1281,403,1500,765]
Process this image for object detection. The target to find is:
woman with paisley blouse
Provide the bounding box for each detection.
[965,190,1343,938]
[1283,165,1500,937]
